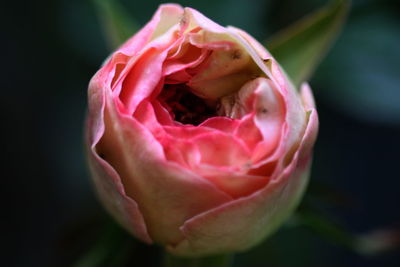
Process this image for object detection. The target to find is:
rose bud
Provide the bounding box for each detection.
[86,4,318,257]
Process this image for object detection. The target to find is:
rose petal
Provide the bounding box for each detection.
[167,94,318,255]
[234,114,263,151]
[168,161,310,256]
[163,125,214,139]
[193,132,251,167]
[152,100,175,125]
[148,4,184,40]
[200,117,239,134]
[251,78,285,161]
[195,165,270,198]
[87,76,151,244]
[299,83,319,162]
[163,137,201,168]
[163,44,208,76]
[118,48,168,114]
[94,89,232,245]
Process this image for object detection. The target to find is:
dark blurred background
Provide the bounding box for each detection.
[2,0,400,266]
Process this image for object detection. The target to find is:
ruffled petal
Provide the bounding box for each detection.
[94,89,232,245]
[167,90,318,255]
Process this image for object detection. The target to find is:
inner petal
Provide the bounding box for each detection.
[127,25,287,189]
[193,132,251,167]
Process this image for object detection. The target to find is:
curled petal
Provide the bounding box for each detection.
[87,74,151,243]
[93,89,232,245]
[167,96,318,256]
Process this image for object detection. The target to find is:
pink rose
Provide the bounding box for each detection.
[86,4,318,256]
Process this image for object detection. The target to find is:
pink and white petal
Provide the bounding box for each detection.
[228,27,287,93]
[87,146,152,243]
[226,26,288,94]
[152,100,175,126]
[300,83,316,110]
[226,26,272,60]
[193,132,251,167]
[299,83,319,163]
[234,114,263,151]
[163,125,214,140]
[162,136,202,168]
[189,71,257,101]
[95,89,232,245]
[197,165,270,199]
[247,160,277,177]
[118,48,168,114]
[100,4,184,96]
[200,117,239,135]
[133,100,166,139]
[251,78,285,160]
[162,143,190,168]
[279,89,307,167]
[167,101,318,256]
[227,27,309,177]
[183,8,228,34]
[164,70,193,84]
[163,45,208,76]
[148,4,184,42]
[277,83,316,169]
[87,72,151,243]
[188,47,256,100]
[226,27,275,81]
[168,160,311,256]
[111,6,189,112]
[117,4,183,55]
[228,27,307,159]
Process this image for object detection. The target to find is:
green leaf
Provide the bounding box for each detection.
[91,0,140,50]
[267,0,350,87]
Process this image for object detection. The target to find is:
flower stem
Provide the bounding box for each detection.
[163,252,234,267]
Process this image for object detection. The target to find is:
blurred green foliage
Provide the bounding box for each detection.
[313,1,400,124]
[267,0,349,87]
[92,0,140,49]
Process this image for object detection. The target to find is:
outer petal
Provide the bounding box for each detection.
[117,4,184,56]
[85,4,185,244]
[299,83,319,161]
[86,74,151,243]
[167,162,310,256]
[167,90,319,256]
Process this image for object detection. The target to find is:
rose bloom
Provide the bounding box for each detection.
[86,4,318,256]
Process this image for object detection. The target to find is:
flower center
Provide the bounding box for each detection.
[159,84,218,125]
